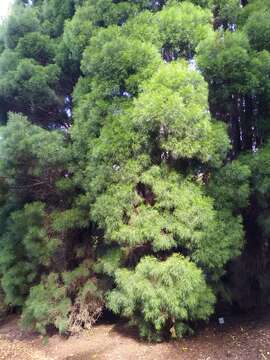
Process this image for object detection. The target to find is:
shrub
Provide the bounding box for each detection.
[107,254,215,341]
[21,262,104,335]
[0,286,8,323]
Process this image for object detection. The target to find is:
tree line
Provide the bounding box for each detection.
[0,0,269,341]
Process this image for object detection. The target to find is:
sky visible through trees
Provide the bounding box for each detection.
[0,1,13,20]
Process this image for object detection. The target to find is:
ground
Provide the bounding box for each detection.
[0,313,270,360]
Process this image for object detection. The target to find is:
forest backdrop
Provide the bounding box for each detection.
[0,0,270,341]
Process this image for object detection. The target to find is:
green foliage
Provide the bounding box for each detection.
[81,25,161,97]
[197,11,270,152]
[0,1,71,124]
[77,55,241,339]
[52,208,88,232]
[22,262,104,335]
[132,61,229,164]
[0,113,72,307]
[212,0,241,28]
[214,143,270,309]
[21,273,72,335]
[197,30,253,102]
[58,2,94,68]
[108,254,215,341]
[92,165,243,279]
[243,9,270,52]
[167,0,212,7]
[3,5,40,49]
[208,161,251,211]
[39,0,76,38]
[239,0,269,27]
[1,0,269,341]
[94,248,124,277]
[0,49,20,74]
[123,11,160,45]
[156,2,213,60]
[242,144,270,209]
[16,32,55,65]
[0,202,58,306]
[75,0,136,27]
[0,113,68,199]
[0,287,8,322]
[0,59,62,125]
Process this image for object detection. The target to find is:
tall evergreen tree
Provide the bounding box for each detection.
[0,0,270,339]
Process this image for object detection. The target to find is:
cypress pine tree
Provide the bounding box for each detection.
[0,0,270,339]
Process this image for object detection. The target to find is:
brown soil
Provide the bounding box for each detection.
[0,313,270,360]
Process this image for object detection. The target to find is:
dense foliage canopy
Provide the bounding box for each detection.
[0,0,269,340]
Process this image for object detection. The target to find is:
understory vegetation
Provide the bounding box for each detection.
[0,0,270,341]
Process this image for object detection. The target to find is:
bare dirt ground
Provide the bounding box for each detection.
[0,313,270,360]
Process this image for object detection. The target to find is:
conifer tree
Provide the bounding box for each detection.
[0,0,270,339]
